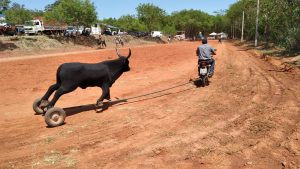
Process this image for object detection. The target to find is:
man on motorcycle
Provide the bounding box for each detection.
[196,38,216,77]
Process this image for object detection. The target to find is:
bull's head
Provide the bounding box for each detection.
[116,48,131,72]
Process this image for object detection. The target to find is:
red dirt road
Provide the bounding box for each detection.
[0,41,299,169]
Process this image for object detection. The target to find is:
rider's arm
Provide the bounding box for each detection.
[196,47,199,56]
[211,47,216,55]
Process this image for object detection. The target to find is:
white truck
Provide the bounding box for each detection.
[151,31,162,38]
[174,31,185,40]
[24,19,66,35]
[90,23,102,35]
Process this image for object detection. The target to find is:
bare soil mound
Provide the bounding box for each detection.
[0,35,162,58]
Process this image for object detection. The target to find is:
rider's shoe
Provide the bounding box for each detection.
[208,73,213,78]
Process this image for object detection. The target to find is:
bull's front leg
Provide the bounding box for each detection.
[96,83,110,107]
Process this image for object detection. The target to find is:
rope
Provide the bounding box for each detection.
[119,41,223,103]
[110,78,199,103]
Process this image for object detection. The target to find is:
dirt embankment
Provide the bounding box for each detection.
[232,40,300,69]
[0,41,299,169]
[0,35,167,59]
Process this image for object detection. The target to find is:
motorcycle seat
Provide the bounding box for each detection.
[198,60,210,65]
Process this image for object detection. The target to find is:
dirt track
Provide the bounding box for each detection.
[0,41,299,169]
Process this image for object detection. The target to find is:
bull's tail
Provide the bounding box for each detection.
[56,65,62,85]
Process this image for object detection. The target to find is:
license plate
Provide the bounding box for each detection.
[200,68,207,75]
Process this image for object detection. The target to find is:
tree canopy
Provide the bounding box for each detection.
[136,3,167,32]
[3,3,32,24]
[170,9,214,37]
[0,0,10,7]
[44,0,97,27]
[226,0,300,49]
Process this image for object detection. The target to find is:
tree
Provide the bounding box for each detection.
[116,15,147,32]
[171,9,214,38]
[101,15,147,32]
[101,17,118,27]
[213,10,229,34]
[44,0,97,27]
[0,0,10,7]
[3,3,32,24]
[136,3,167,31]
[81,0,97,26]
[31,9,44,18]
[161,15,176,35]
[44,0,60,12]
[226,0,300,50]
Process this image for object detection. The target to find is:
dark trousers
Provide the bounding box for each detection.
[207,59,215,75]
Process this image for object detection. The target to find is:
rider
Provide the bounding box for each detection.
[196,38,216,77]
[98,34,106,48]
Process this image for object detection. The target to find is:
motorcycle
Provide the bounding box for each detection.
[198,60,210,87]
[195,48,216,87]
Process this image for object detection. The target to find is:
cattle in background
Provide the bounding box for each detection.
[115,35,124,48]
[0,24,17,36]
[38,48,131,111]
[97,34,106,49]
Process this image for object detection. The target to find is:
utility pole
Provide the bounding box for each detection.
[232,22,235,39]
[231,25,233,39]
[255,0,260,47]
[241,11,245,42]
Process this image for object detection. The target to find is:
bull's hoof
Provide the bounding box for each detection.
[43,106,53,113]
[33,98,49,115]
[40,100,49,107]
[96,101,103,107]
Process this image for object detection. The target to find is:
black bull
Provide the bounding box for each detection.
[40,48,131,110]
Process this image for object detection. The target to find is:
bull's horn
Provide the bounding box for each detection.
[115,48,131,59]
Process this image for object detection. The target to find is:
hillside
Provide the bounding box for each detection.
[0,35,166,58]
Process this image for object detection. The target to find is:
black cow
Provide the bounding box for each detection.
[39,48,131,111]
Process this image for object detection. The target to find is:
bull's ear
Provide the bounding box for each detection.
[115,48,121,58]
[127,48,131,59]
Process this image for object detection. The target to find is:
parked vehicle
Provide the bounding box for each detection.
[81,28,91,36]
[24,19,66,35]
[207,36,216,40]
[218,32,228,39]
[64,26,83,37]
[15,25,25,35]
[118,29,127,35]
[174,31,185,40]
[90,23,101,35]
[0,23,17,36]
[103,25,118,36]
[128,31,148,37]
[151,31,162,38]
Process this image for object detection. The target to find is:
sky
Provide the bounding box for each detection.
[10,0,238,19]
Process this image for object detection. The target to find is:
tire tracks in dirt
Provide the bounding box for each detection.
[212,43,300,168]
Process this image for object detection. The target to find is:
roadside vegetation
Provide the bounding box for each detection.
[226,0,300,51]
[1,0,299,55]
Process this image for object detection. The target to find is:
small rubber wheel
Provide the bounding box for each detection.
[33,98,48,115]
[45,107,66,127]
[204,77,209,86]
[201,77,206,87]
